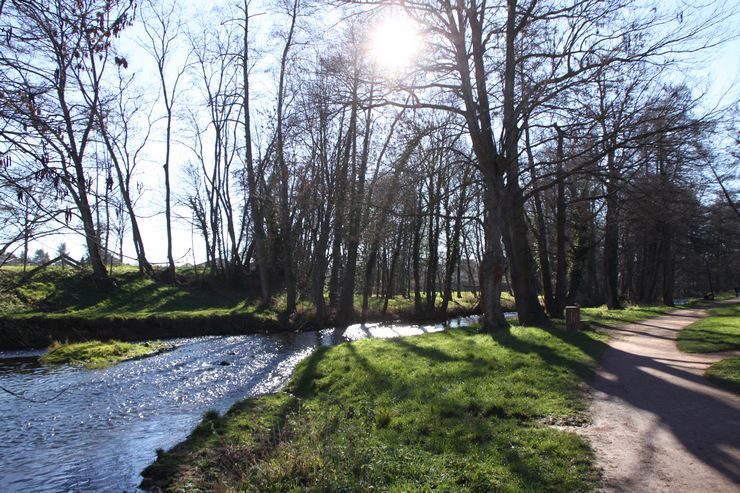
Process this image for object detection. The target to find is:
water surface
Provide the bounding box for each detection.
[0,316,481,492]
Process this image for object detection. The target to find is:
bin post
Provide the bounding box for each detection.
[565,305,580,331]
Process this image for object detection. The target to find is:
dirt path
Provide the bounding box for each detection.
[579,303,740,492]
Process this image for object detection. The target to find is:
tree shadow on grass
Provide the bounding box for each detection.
[307,331,602,490]
[490,324,609,380]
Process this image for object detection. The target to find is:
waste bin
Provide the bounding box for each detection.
[565,305,580,331]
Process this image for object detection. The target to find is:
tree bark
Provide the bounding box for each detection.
[480,175,508,330]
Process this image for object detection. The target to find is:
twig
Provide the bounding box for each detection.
[0,384,69,403]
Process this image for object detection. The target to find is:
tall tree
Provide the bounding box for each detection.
[141,0,188,282]
[0,0,136,281]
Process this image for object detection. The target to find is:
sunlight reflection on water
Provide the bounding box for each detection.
[0,315,485,492]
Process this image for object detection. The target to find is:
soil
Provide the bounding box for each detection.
[578,303,740,492]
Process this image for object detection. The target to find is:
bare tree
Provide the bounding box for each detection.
[141,0,189,281]
[0,0,135,281]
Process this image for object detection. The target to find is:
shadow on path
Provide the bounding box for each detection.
[578,305,740,491]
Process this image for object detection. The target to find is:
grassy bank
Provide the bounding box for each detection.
[0,267,275,320]
[0,267,489,320]
[0,268,485,349]
[142,323,607,492]
[40,340,172,369]
[677,303,740,353]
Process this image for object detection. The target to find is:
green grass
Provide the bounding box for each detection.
[580,305,676,329]
[684,292,737,305]
[705,357,740,394]
[0,267,278,321]
[677,304,740,353]
[0,267,480,323]
[40,339,172,369]
[675,303,740,394]
[142,324,607,492]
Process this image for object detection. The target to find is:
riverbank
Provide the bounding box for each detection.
[0,268,488,349]
[142,322,608,492]
[140,306,681,492]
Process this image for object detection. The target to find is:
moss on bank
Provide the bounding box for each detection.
[141,323,607,492]
[40,340,172,369]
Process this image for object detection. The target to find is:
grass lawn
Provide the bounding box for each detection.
[677,304,740,353]
[581,305,676,329]
[142,323,607,492]
[40,340,172,369]
[705,357,740,393]
[675,302,740,394]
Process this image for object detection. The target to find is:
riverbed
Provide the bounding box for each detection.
[0,316,484,492]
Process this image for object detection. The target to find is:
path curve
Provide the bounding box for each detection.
[579,303,740,492]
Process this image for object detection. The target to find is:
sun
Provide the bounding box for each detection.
[367,12,422,74]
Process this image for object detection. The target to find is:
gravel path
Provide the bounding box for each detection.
[579,303,740,492]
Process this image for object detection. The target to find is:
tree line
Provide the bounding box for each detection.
[1,0,738,329]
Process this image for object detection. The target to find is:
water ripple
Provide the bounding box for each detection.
[0,316,479,492]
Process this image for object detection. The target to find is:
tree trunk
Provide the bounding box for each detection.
[338,83,372,323]
[662,223,674,306]
[479,175,508,330]
[525,122,555,316]
[382,222,404,314]
[500,0,546,325]
[425,172,441,313]
[312,214,332,324]
[441,170,468,314]
[77,183,108,280]
[412,191,423,314]
[604,149,622,309]
[361,245,378,321]
[275,0,299,314]
[553,125,568,317]
[502,181,547,325]
[242,0,271,306]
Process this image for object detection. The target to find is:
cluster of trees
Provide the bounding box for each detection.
[0,0,737,328]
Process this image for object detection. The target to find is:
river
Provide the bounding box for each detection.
[0,316,486,492]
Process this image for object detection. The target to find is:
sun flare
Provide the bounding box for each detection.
[367,13,422,73]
